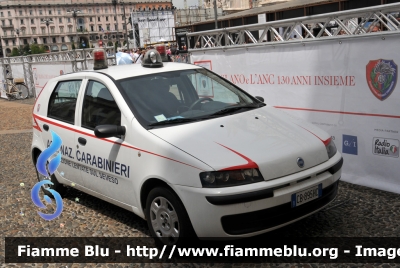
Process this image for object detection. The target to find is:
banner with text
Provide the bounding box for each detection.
[131,11,175,47]
[191,34,400,194]
[32,63,73,97]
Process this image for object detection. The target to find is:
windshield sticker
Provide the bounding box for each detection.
[196,73,214,98]
[154,114,167,122]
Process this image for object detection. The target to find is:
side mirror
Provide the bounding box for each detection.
[94,125,126,138]
[255,96,264,103]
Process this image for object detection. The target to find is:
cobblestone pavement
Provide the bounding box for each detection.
[1,98,400,268]
[0,98,35,132]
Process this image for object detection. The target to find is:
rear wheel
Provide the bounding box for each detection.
[145,187,196,246]
[35,154,66,198]
[15,84,29,99]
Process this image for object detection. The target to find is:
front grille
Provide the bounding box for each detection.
[221,180,339,235]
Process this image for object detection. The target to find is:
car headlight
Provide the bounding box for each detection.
[326,138,337,159]
[200,168,264,188]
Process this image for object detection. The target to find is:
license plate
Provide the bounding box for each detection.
[291,184,322,208]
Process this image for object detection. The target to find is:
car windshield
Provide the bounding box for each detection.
[117,68,264,128]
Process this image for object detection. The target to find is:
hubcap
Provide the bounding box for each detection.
[150,196,179,244]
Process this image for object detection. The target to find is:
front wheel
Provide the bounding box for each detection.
[145,187,196,246]
[15,84,29,99]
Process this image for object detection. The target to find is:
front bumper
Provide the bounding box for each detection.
[174,152,342,237]
[221,180,339,235]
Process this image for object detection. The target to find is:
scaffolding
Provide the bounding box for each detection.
[131,10,175,48]
[175,7,224,27]
[186,2,400,51]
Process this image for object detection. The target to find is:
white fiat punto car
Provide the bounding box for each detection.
[31,48,343,245]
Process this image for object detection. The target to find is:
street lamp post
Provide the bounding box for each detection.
[15,28,21,45]
[213,0,218,29]
[121,1,129,51]
[41,18,53,51]
[111,0,121,47]
[15,28,21,53]
[67,8,81,49]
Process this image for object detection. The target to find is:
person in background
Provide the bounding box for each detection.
[135,48,145,64]
[371,25,381,32]
[166,45,171,56]
[125,49,134,61]
[133,48,140,63]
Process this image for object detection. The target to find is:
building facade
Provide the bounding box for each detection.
[0,0,172,57]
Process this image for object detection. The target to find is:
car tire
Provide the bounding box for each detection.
[145,187,197,246]
[35,154,66,198]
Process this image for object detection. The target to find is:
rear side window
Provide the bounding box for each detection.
[47,80,82,124]
[81,81,121,130]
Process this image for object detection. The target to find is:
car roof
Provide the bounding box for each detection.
[94,62,203,81]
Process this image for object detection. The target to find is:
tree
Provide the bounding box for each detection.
[39,45,47,53]
[30,43,41,54]
[22,44,30,55]
[17,45,24,56]
[107,41,113,47]
[11,47,20,57]
[39,45,50,53]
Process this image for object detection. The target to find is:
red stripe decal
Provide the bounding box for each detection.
[32,114,204,171]
[216,143,258,171]
[274,106,400,119]
[32,83,46,132]
[33,117,42,132]
[296,124,331,146]
[322,137,331,146]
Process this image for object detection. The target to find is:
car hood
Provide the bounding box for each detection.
[149,106,331,181]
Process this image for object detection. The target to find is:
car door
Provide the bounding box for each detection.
[74,78,135,207]
[43,79,85,186]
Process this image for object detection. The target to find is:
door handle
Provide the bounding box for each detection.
[78,137,87,146]
[43,124,49,131]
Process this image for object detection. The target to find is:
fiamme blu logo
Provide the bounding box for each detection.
[31,130,63,221]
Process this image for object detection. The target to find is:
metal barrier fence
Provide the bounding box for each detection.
[0,48,193,99]
[1,47,116,98]
[187,2,400,51]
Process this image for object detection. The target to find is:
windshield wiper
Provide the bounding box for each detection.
[148,118,197,126]
[209,104,261,116]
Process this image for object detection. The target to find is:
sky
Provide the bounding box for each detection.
[173,0,202,9]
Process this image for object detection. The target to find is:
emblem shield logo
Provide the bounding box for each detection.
[366,59,398,101]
